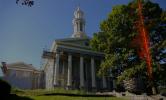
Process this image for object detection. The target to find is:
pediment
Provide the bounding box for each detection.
[55,37,91,47]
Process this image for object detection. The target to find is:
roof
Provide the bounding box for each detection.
[55,37,91,42]
[51,37,105,57]
[6,62,40,72]
[55,37,90,48]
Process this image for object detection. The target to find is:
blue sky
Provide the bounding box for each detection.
[0,0,166,73]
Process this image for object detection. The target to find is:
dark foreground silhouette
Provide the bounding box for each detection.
[0,79,33,100]
[1,94,33,100]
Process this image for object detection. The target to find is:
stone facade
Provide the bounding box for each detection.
[2,62,43,89]
[43,7,113,91]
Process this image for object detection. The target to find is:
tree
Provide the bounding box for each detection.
[90,0,166,94]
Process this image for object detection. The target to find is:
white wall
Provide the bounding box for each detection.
[4,69,41,89]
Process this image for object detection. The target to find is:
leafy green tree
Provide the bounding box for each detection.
[90,0,166,93]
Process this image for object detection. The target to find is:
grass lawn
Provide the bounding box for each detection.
[30,95,126,100]
[4,95,127,100]
[11,88,127,100]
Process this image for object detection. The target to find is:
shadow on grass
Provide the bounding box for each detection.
[43,93,114,97]
[1,94,34,100]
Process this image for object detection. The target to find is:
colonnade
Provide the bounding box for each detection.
[53,53,107,89]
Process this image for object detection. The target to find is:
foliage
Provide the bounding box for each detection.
[90,0,166,90]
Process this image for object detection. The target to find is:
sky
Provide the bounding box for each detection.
[0,0,166,74]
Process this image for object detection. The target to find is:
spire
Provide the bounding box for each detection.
[72,7,87,38]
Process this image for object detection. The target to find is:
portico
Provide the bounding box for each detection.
[49,43,104,90]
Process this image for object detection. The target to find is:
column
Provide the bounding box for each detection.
[38,74,40,88]
[91,57,96,88]
[67,54,72,88]
[80,56,84,88]
[49,59,54,88]
[102,76,107,89]
[54,53,60,86]
[78,22,80,32]
[77,22,79,32]
[62,59,65,87]
[62,61,65,75]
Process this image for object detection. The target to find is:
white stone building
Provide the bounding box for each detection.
[43,7,113,91]
[2,62,43,89]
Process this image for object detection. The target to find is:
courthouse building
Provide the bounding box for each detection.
[43,7,113,91]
